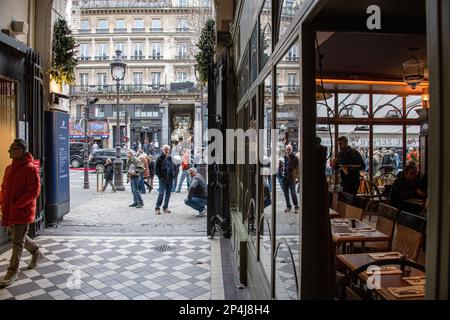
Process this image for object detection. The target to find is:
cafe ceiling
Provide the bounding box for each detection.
[313,0,427,93]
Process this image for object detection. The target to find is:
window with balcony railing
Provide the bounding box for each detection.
[151,72,161,86]
[96,19,109,33]
[177,18,188,32]
[133,18,145,32]
[79,73,89,87]
[80,19,90,32]
[79,44,90,60]
[151,43,162,59]
[176,72,188,83]
[177,43,188,59]
[115,19,126,32]
[151,19,162,32]
[132,43,144,59]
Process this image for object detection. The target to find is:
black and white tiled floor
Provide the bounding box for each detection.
[0,236,214,300]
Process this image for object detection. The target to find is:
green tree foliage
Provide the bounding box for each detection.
[195,19,215,84]
[50,18,78,85]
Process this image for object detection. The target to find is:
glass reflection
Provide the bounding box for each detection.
[274,41,300,299]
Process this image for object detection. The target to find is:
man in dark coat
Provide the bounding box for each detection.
[155,145,175,214]
[389,164,427,209]
[277,144,299,213]
[331,136,365,195]
[0,139,42,287]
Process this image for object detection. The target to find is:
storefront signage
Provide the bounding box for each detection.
[69,119,109,139]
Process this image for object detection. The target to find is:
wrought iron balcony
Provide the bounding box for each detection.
[114,28,127,33]
[94,55,109,60]
[70,83,200,96]
[132,28,145,32]
[78,29,91,33]
[174,55,190,60]
[80,56,91,61]
[149,55,163,60]
[95,28,109,33]
[150,28,163,32]
[130,55,145,60]
[285,56,300,61]
[176,27,189,32]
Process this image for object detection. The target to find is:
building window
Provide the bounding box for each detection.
[132,43,144,59]
[135,105,158,118]
[203,0,211,7]
[97,73,107,89]
[286,44,299,61]
[79,43,90,60]
[177,18,188,31]
[97,19,108,31]
[177,0,188,7]
[133,18,144,31]
[80,73,89,86]
[176,72,188,82]
[112,110,126,117]
[177,43,188,59]
[287,73,297,90]
[97,43,108,60]
[115,43,125,58]
[95,106,105,118]
[151,19,162,32]
[151,72,161,86]
[80,19,90,31]
[133,72,143,86]
[151,43,161,59]
[259,0,272,70]
[115,19,126,31]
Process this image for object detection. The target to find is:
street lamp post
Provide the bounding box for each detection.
[84,97,98,189]
[110,50,127,191]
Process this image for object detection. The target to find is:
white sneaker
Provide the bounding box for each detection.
[197,208,206,217]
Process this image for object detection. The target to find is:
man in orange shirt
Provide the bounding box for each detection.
[0,139,42,287]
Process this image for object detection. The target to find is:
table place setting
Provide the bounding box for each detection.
[335,232,364,238]
[348,227,375,233]
[368,252,402,260]
[402,276,426,286]
[365,265,403,275]
[387,285,425,298]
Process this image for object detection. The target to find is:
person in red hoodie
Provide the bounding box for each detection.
[0,139,42,287]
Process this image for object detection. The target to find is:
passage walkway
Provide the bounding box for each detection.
[0,171,245,300]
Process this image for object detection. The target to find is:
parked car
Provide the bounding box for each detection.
[89,148,128,172]
[70,142,87,168]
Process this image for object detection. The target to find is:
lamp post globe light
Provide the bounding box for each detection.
[110,50,127,191]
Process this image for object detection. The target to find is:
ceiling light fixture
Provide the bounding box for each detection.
[402,48,424,89]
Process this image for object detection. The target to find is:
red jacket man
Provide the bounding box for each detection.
[0,139,42,288]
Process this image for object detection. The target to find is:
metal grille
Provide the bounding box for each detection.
[152,241,173,253]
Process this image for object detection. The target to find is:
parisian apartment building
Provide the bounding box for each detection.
[69,0,212,151]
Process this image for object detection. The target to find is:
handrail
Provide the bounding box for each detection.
[274,237,299,299]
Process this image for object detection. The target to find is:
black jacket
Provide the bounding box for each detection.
[389,172,422,208]
[104,163,114,181]
[336,146,365,183]
[155,154,175,180]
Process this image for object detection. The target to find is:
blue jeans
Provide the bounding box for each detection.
[282,178,298,209]
[156,179,173,210]
[139,172,146,193]
[184,196,207,213]
[176,170,191,192]
[130,177,143,205]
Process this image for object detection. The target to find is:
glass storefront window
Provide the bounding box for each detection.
[337,93,369,118]
[274,40,300,300]
[259,74,272,288]
[278,0,305,41]
[259,0,272,70]
[372,125,403,185]
[373,94,402,119]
